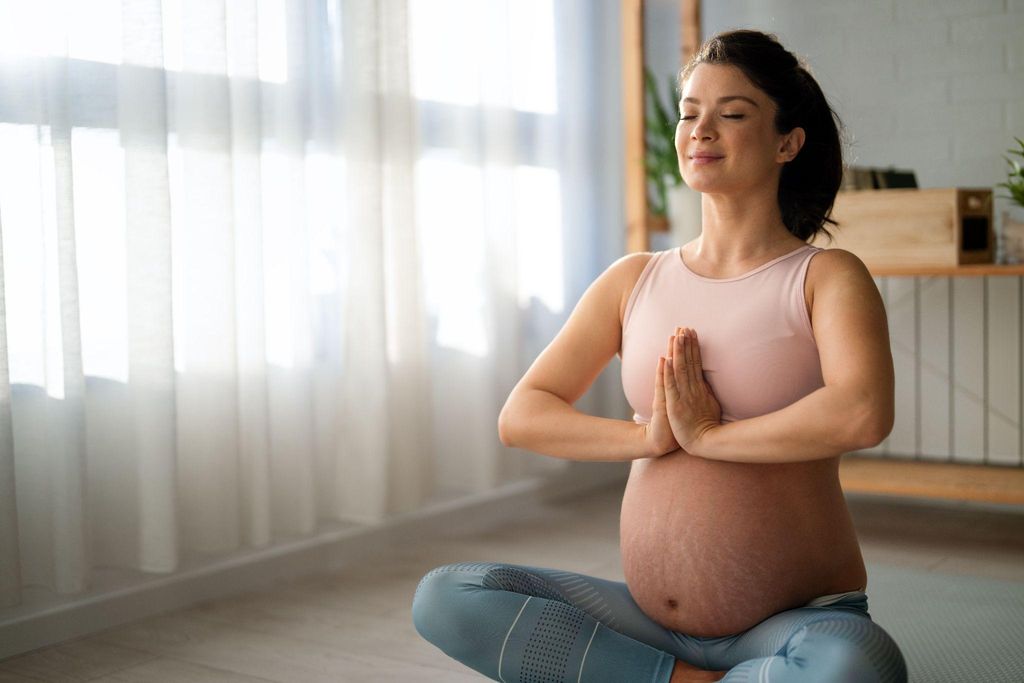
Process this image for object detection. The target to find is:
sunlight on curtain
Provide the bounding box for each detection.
[514,165,564,313]
[0,125,47,390]
[509,0,557,114]
[410,0,557,114]
[415,154,487,357]
[0,0,622,645]
[68,0,121,65]
[256,0,289,83]
[0,1,66,60]
[408,0,484,107]
[73,128,129,384]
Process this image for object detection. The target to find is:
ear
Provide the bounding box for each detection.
[776,127,806,163]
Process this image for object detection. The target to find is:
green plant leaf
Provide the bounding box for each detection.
[1001,137,1024,208]
[644,67,672,134]
[643,64,684,189]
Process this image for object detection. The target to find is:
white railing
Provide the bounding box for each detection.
[861,275,1023,467]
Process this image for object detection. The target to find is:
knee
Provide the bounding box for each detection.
[411,564,478,648]
[792,616,907,683]
[411,565,451,640]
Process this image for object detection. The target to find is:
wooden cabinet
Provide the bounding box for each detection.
[813,188,996,269]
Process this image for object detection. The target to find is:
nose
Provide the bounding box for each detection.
[690,115,716,142]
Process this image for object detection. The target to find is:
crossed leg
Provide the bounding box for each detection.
[411,561,907,682]
[707,603,907,682]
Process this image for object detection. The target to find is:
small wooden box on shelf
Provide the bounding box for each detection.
[808,188,995,270]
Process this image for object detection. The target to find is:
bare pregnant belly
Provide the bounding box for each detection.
[619,449,867,638]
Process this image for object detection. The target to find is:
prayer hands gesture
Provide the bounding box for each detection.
[644,326,723,457]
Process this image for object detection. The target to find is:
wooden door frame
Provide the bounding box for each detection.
[622,0,700,254]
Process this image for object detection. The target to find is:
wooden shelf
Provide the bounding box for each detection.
[839,455,1024,505]
[867,263,1024,277]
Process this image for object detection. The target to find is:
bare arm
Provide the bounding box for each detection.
[500,389,652,462]
[498,253,661,462]
[687,249,895,464]
[689,385,877,463]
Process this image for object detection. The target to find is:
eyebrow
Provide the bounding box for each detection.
[682,95,760,107]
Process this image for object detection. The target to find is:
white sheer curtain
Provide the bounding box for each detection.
[0,0,625,621]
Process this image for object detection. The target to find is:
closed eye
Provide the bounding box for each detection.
[680,114,746,121]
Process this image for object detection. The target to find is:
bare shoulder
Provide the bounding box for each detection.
[805,247,876,315]
[613,251,657,327]
[807,247,873,281]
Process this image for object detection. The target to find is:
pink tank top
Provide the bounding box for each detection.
[621,244,825,425]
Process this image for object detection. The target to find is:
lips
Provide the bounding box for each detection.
[690,153,723,165]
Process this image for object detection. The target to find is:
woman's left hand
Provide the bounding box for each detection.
[663,326,723,452]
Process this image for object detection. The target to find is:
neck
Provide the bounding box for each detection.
[690,189,798,265]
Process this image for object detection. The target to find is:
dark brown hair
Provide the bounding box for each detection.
[678,29,844,243]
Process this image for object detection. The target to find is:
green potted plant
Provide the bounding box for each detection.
[997,136,1024,264]
[644,66,682,218]
[644,66,701,243]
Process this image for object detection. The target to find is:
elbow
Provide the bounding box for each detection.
[852,401,894,450]
[497,405,516,448]
[499,386,535,448]
[499,387,548,449]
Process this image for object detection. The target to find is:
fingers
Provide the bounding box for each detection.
[663,338,679,404]
[684,329,699,392]
[690,329,706,394]
[672,327,691,394]
[655,335,671,408]
[673,328,685,388]
[670,329,682,390]
[655,356,665,402]
[665,326,706,402]
[670,327,705,397]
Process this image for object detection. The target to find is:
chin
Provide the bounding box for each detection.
[681,179,710,193]
[681,177,724,194]
[681,172,751,196]
[681,169,727,194]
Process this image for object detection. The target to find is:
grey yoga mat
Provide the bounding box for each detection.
[862,562,1024,682]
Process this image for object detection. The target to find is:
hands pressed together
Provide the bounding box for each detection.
[643,326,723,457]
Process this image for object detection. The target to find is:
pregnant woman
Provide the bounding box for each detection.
[412,30,908,682]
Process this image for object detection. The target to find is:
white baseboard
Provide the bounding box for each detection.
[0,460,629,660]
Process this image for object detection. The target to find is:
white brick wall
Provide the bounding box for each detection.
[644,0,1024,257]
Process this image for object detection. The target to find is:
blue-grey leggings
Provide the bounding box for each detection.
[411,562,908,682]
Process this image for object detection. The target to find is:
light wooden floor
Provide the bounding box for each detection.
[1,482,1022,682]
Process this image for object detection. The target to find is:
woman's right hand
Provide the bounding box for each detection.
[643,335,683,457]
